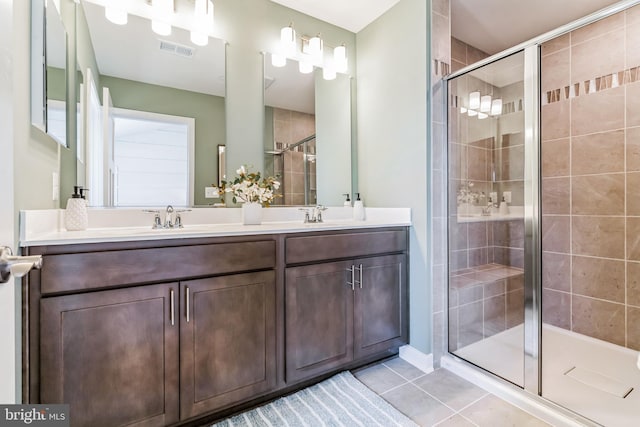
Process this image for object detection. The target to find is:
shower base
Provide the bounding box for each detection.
[454,323,640,426]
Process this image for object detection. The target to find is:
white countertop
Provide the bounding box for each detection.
[456,206,524,223]
[20,207,411,246]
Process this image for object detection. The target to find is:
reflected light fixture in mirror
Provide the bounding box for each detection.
[469,91,480,109]
[491,98,503,115]
[334,44,347,73]
[281,23,296,55]
[152,0,173,36]
[480,95,491,112]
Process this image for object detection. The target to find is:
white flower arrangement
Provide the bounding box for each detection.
[218,165,281,206]
[457,181,480,205]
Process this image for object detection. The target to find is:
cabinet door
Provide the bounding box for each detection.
[180,271,276,419]
[285,261,354,383]
[40,284,179,427]
[354,254,408,359]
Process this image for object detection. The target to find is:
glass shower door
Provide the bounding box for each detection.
[447,51,527,387]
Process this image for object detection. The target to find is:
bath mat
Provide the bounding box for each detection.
[211,371,418,426]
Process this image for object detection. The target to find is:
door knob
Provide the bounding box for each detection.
[0,246,43,284]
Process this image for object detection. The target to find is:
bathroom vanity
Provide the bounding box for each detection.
[21,208,410,427]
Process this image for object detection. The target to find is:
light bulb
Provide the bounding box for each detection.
[334,45,347,73]
[469,91,480,110]
[490,99,503,116]
[152,0,173,36]
[271,53,286,68]
[281,25,296,55]
[480,95,492,113]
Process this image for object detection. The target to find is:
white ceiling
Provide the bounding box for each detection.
[452,0,623,55]
[269,0,401,33]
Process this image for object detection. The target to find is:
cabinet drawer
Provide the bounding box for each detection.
[285,230,406,264]
[40,240,275,294]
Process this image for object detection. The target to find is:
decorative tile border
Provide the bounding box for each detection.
[544,65,640,105]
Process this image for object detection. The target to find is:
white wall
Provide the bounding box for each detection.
[356,0,430,353]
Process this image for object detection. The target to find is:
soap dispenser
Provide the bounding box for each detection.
[353,193,365,221]
[343,193,352,207]
[64,186,89,231]
[499,196,510,216]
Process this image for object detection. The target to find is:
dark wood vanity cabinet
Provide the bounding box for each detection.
[284,230,409,383]
[24,227,408,426]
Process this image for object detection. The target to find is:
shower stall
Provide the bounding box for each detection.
[445,2,640,425]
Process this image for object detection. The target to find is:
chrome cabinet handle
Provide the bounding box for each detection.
[357,264,363,289]
[186,286,190,323]
[170,289,175,326]
[346,265,355,291]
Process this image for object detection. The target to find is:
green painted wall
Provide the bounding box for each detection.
[100,75,225,206]
[356,0,431,354]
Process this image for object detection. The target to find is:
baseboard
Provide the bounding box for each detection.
[399,345,434,374]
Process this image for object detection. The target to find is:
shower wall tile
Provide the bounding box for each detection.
[542,252,571,292]
[484,280,506,298]
[448,308,459,351]
[626,82,640,128]
[541,33,570,56]
[451,37,467,64]
[626,217,640,261]
[484,295,506,338]
[626,173,640,216]
[626,262,640,307]
[571,130,625,175]
[571,86,625,136]
[468,248,488,267]
[451,60,465,73]
[625,21,640,67]
[572,295,626,346]
[571,30,625,84]
[542,177,570,215]
[458,301,484,347]
[468,222,488,248]
[571,256,625,303]
[507,274,524,292]
[492,220,524,248]
[506,289,524,328]
[542,139,570,177]
[626,127,640,171]
[572,216,625,259]
[496,145,524,181]
[467,46,489,65]
[542,289,571,329]
[542,216,571,254]
[627,307,640,350]
[541,101,570,140]
[541,49,570,94]
[626,4,640,26]
[571,12,624,45]
[493,247,524,269]
[467,146,489,181]
[571,174,625,215]
[432,0,449,20]
[450,222,468,250]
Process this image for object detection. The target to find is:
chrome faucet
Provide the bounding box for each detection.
[143,205,191,229]
[299,205,327,223]
[164,205,175,228]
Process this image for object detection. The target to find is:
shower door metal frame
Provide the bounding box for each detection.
[442,0,640,421]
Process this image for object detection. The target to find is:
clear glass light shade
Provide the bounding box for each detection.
[152,0,173,36]
[309,36,323,62]
[333,45,347,73]
[480,95,492,112]
[105,6,127,25]
[490,98,503,115]
[469,91,480,110]
[271,53,286,67]
[281,25,296,55]
[191,0,213,46]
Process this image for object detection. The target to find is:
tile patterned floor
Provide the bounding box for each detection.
[353,358,551,427]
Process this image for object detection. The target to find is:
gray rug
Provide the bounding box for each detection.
[212,371,418,426]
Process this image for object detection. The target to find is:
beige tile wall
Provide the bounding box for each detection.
[541,5,640,350]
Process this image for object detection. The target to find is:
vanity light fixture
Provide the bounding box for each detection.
[323,59,336,80]
[299,54,313,74]
[281,24,297,56]
[467,109,478,117]
[480,95,492,113]
[308,34,324,63]
[469,91,480,110]
[477,112,488,119]
[152,0,173,36]
[490,98,503,115]
[105,0,127,25]
[334,44,347,73]
[191,0,214,46]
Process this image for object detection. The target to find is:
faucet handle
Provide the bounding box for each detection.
[298,208,311,223]
[143,209,162,229]
[315,205,327,222]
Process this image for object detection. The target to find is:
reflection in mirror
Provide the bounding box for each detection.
[31,0,68,146]
[217,145,226,187]
[264,55,317,206]
[78,0,225,207]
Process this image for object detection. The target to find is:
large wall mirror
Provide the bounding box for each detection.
[31,0,68,147]
[77,0,225,207]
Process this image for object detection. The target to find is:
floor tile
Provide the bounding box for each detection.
[413,369,488,411]
[384,357,427,381]
[460,394,551,426]
[353,363,406,394]
[383,383,455,426]
[434,414,477,427]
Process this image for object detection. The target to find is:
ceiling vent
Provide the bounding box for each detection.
[159,40,195,58]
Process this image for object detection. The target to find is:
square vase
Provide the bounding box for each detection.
[242,202,262,225]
